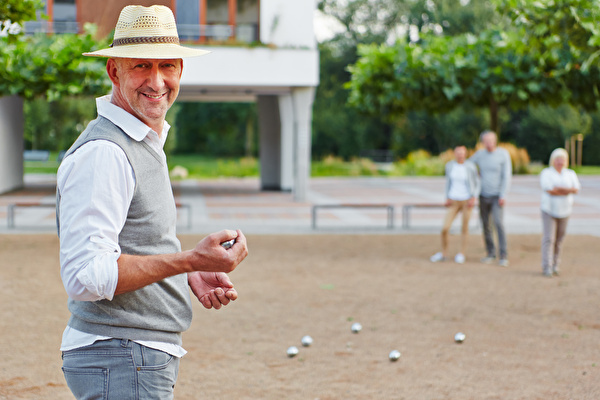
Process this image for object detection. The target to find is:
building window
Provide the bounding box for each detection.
[237,0,259,42]
[205,0,231,41]
[52,0,78,33]
[180,0,259,43]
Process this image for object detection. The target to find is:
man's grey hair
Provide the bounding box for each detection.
[479,130,497,142]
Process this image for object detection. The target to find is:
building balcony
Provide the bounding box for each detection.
[23,21,259,44]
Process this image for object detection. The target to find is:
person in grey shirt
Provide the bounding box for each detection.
[470,130,512,267]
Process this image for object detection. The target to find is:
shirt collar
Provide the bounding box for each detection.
[96,95,170,145]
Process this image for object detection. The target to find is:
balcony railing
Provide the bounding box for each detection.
[23,21,258,43]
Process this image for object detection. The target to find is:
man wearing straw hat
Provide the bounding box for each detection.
[56,5,248,398]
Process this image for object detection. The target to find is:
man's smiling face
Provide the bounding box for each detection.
[107,57,183,133]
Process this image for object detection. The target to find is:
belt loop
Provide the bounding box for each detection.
[120,338,130,348]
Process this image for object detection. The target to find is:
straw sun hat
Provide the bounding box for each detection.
[83,5,209,59]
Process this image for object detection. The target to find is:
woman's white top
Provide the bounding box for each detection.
[447,164,471,201]
[540,167,580,218]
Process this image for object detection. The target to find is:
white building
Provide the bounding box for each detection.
[0,0,319,200]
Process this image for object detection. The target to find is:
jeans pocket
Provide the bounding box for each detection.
[62,366,108,400]
[137,347,179,400]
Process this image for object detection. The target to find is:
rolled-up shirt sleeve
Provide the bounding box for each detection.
[57,141,135,301]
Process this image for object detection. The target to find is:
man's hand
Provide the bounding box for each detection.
[467,197,475,208]
[187,229,248,273]
[444,199,452,207]
[498,198,506,207]
[115,229,247,296]
[188,271,238,309]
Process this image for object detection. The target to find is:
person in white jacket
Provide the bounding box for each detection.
[430,145,480,264]
[539,148,580,277]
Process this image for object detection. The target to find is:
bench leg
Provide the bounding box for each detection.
[312,207,317,229]
[7,204,15,229]
[402,206,411,229]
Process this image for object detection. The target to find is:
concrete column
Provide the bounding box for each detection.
[277,94,294,191]
[291,87,315,202]
[257,95,282,190]
[257,88,315,198]
[0,96,24,194]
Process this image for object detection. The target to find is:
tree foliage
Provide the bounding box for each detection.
[346,0,600,134]
[0,0,110,101]
[24,96,97,150]
[174,102,258,157]
[0,0,41,25]
[0,25,110,101]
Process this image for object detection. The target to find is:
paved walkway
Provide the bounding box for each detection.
[1,174,599,236]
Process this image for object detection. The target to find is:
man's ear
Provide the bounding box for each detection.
[179,58,184,79]
[106,58,120,86]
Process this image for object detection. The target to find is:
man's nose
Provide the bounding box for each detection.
[147,65,165,91]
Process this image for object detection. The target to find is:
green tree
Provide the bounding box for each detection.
[174,102,258,157]
[1,0,110,151]
[346,0,600,135]
[0,0,110,101]
[504,104,591,163]
[24,96,98,151]
[0,24,110,101]
[314,0,503,159]
[0,0,41,35]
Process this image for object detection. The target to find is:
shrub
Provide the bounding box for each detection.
[397,149,446,176]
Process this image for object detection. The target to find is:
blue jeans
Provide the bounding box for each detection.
[479,195,507,259]
[62,339,179,400]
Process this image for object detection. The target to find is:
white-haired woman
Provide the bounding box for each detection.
[539,148,581,277]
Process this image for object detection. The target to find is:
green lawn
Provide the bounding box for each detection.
[24,153,600,178]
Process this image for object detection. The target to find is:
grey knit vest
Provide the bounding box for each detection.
[57,116,192,345]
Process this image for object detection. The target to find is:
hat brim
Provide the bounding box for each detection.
[83,43,210,59]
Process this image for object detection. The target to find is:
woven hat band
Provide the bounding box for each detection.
[111,36,180,47]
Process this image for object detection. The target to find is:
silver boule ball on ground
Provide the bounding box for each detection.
[388,350,401,361]
[454,332,466,343]
[287,346,299,357]
[301,335,313,347]
[351,322,362,333]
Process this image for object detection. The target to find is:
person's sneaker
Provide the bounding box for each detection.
[454,253,465,264]
[480,256,495,264]
[430,252,445,262]
[543,271,553,278]
[498,258,509,267]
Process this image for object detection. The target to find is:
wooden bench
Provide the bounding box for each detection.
[312,204,395,229]
[7,201,192,229]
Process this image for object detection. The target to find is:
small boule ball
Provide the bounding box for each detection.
[301,335,313,347]
[287,346,299,357]
[388,350,401,361]
[351,322,362,333]
[454,332,466,343]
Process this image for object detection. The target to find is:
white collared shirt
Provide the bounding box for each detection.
[58,95,186,357]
